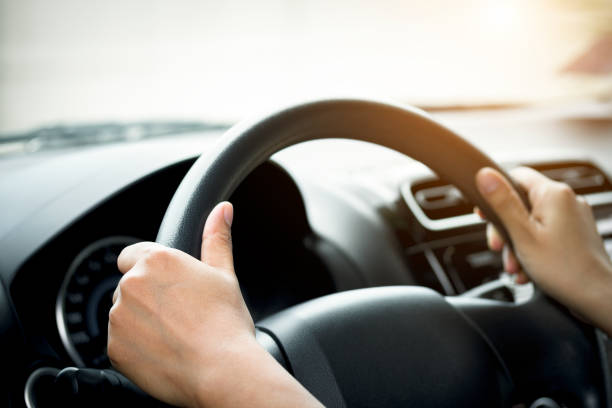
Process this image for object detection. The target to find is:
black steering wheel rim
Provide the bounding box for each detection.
[155,99,610,407]
[156,98,526,257]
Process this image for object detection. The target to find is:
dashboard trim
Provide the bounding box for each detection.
[423,249,455,295]
[400,181,484,231]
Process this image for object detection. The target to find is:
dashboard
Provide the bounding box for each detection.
[2,101,612,406]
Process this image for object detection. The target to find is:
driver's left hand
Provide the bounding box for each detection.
[108,202,322,408]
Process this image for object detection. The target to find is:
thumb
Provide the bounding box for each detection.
[476,167,532,244]
[201,201,235,271]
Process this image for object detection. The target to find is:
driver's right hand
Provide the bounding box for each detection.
[476,166,612,336]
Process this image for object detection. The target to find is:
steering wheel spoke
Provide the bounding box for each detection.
[257,286,514,407]
[449,292,610,406]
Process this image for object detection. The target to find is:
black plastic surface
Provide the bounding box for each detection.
[229,161,337,320]
[450,294,611,407]
[0,278,25,406]
[22,330,288,408]
[258,286,513,407]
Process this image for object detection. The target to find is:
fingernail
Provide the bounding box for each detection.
[477,168,500,194]
[223,202,233,227]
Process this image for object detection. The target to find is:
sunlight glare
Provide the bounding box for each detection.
[481,1,523,33]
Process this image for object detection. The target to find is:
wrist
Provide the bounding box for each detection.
[578,255,612,336]
[191,335,263,408]
[193,336,322,408]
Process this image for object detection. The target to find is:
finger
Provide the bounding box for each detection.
[515,270,530,284]
[513,167,581,225]
[201,201,235,271]
[509,166,551,193]
[477,206,504,251]
[112,284,120,304]
[508,166,553,213]
[476,167,532,244]
[117,241,164,274]
[502,246,520,275]
[487,223,504,251]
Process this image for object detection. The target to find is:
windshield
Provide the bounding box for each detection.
[1,0,611,135]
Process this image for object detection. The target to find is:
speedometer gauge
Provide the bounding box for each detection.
[56,236,138,367]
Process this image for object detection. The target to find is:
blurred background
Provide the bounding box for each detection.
[0,0,611,134]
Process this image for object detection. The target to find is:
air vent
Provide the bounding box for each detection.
[408,160,612,221]
[528,161,612,195]
[410,180,472,220]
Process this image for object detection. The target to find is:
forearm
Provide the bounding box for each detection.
[577,256,612,337]
[195,339,323,408]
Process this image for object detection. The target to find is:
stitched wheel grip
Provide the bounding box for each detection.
[156,99,527,257]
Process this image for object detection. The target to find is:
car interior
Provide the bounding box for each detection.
[1,1,612,407]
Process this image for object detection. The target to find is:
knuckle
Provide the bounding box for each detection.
[117,244,132,260]
[108,295,129,320]
[106,325,120,357]
[142,247,175,266]
[577,195,591,208]
[106,340,122,368]
[118,273,145,295]
[108,304,120,325]
[107,329,116,352]
[553,182,575,199]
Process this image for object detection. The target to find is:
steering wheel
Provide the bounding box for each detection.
[153,99,608,407]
